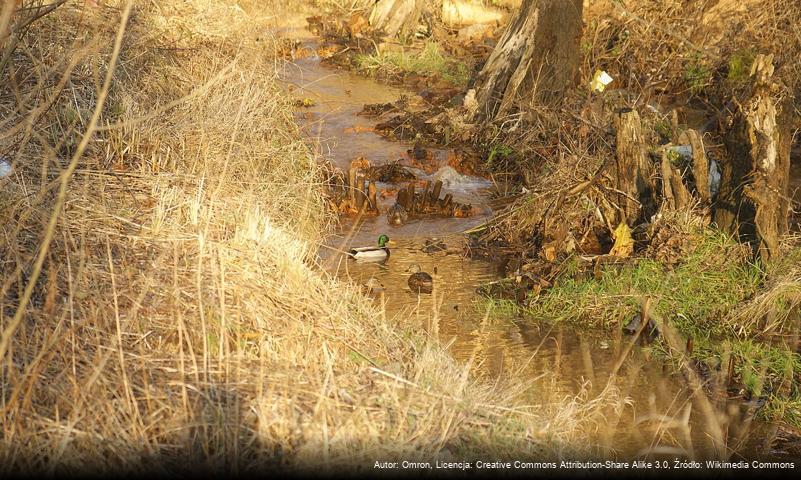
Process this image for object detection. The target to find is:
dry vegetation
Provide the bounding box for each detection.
[2,0,800,473]
[469,0,801,429]
[302,0,799,440]
[0,0,626,474]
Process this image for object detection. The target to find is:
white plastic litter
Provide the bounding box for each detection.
[667,145,692,161]
[665,146,721,198]
[0,157,12,185]
[590,70,614,92]
[430,166,491,192]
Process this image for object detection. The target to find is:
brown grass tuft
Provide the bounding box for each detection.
[0,0,617,473]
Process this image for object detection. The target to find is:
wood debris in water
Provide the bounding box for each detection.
[392,179,473,219]
[325,158,381,216]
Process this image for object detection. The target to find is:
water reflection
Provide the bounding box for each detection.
[278,25,798,461]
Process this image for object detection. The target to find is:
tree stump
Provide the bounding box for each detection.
[715,54,792,261]
[397,188,409,209]
[355,179,366,211]
[441,193,453,212]
[405,184,416,211]
[684,129,711,205]
[347,166,358,208]
[659,151,691,211]
[367,181,379,213]
[420,181,431,210]
[392,181,472,218]
[369,0,424,39]
[614,109,657,225]
[431,180,442,205]
[468,0,583,122]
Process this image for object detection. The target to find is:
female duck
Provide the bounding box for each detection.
[348,234,391,262]
[387,202,408,226]
[406,264,433,294]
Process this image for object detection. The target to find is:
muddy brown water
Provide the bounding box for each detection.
[276,24,798,461]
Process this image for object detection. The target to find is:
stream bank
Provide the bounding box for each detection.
[277,16,801,461]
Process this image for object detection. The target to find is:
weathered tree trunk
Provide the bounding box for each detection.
[659,151,691,211]
[355,179,366,211]
[614,109,657,226]
[420,181,431,210]
[715,54,792,261]
[367,181,379,213]
[430,180,442,205]
[684,129,712,206]
[347,166,358,207]
[369,0,425,40]
[467,0,583,122]
[441,193,453,211]
[441,0,504,27]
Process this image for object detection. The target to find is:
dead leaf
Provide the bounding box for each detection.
[609,222,634,258]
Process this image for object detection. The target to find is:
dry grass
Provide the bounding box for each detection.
[0,0,621,473]
[466,1,801,434]
[728,235,801,333]
[583,0,801,99]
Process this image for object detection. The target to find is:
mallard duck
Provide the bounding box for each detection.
[406,264,433,293]
[387,202,408,226]
[348,234,390,261]
[362,277,385,294]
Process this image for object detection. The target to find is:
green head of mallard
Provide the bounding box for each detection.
[378,234,390,248]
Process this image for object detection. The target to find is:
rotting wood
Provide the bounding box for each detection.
[660,152,676,210]
[684,129,711,205]
[347,166,357,208]
[715,54,792,261]
[613,109,657,225]
[397,188,409,209]
[658,148,692,211]
[355,179,366,211]
[442,193,453,210]
[369,0,424,40]
[329,159,381,215]
[467,0,582,122]
[421,181,431,210]
[367,181,378,212]
[669,166,691,210]
[431,180,442,204]
[392,181,473,218]
[406,183,416,211]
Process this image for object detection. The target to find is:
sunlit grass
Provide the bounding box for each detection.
[495,227,801,427]
[354,41,471,87]
[526,230,763,332]
[0,0,613,472]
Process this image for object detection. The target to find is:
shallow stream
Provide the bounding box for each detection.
[276,22,799,460]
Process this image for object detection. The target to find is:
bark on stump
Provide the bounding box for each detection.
[614,109,657,226]
[681,129,712,206]
[347,167,358,208]
[468,0,583,122]
[659,151,692,211]
[369,0,424,39]
[367,181,379,213]
[715,54,793,261]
